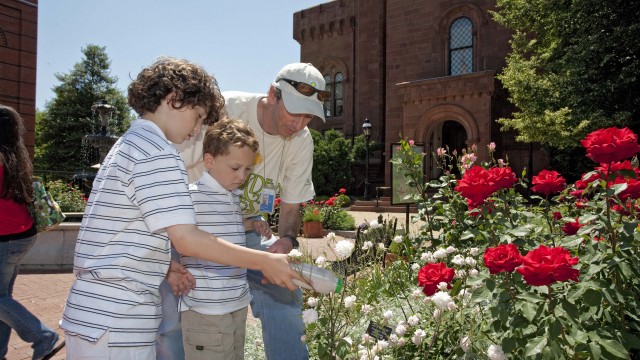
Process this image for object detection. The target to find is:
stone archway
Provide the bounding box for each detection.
[413,104,479,179]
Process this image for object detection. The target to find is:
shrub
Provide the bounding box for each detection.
[45,180,86,212]
[311,129,354,196]
[322,208,356,231]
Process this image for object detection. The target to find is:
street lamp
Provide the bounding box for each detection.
[362,118,372,200]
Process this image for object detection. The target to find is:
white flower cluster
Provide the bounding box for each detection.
[335,239,355,259]
[487,344,508,360]
[302,308,318,324]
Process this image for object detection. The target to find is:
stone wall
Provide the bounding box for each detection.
[21,223,78,272]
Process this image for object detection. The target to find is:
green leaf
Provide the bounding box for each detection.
[510,227,531,237]
[548,319,562,338]
[525,336,548,356]
[621,332,640,349]
[587,263,607,275]
[561,299,580,319]
[502,337,517,353]
[599,339,629,359]
[519,302,538,322]
[516,292,545,303]
[583,288,602,306]
[588,342,602,360]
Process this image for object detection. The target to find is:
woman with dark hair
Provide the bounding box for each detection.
[0,104,64,360]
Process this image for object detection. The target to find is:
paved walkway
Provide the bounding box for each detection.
[6,210,420,359]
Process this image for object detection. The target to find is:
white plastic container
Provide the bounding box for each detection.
[290,262,343,294]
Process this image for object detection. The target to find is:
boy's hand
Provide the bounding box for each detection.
[166,260,196,296]
[259,253,302,291]
[252,220,273,238]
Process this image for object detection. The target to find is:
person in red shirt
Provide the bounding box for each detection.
[0,104,65,360]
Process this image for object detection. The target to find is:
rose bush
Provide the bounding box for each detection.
[298,126,640,359]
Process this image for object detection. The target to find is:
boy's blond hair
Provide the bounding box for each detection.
[203,117,259,158]
[127,57,224,125]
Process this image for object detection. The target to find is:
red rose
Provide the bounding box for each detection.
[581,127,640,164]
[488,167,517,190]
[610,176,640,200]
[531,170,566,197]
[516,245,579,286]
[417,262,455,296]
[455,166,498,208]
[339,188,346,194]
[553,212,563,221]
[562,218,582,235]
[483,243,523,274]
[596,160,638,176]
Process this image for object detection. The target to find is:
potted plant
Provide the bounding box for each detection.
[302,203,325,238]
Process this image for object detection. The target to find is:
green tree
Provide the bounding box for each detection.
[492,0,640,149]
[311,129,355,197]
[36,44,132,172]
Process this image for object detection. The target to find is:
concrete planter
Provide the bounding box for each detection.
[21,222,79,272]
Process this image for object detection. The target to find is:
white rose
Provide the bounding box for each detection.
[361,304,372,314]
[395,324,407,336]
[288,249,303,258]
[460,336,471,353]
[315,256,326,266]
[344,295,357,308]
[307,297,318,308]
[433,249,447,259]
[412,329,426,345]
[407,315,420,327]
[334,240,355,259]
[302,309,318,324]
[487,344,508,360]
[383,310,393,320]
[431,291,452,310]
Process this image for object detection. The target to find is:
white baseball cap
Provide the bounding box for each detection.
[274,63,328,121]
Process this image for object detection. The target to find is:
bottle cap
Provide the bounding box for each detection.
[335,278,343,293]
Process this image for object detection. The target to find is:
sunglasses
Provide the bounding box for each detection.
[277,78,332,101]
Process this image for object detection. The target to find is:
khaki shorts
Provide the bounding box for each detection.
[181,307,248,360]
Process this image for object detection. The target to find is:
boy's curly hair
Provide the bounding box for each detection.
[203,117,259,158]
[127,57,224,125]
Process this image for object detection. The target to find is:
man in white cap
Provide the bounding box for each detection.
[159,63,329,360]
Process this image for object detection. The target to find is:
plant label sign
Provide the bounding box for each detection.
[366,320,392,341]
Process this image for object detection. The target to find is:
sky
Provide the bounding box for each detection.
[36,0,325,110]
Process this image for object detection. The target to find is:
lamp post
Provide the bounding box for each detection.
[362,118,372,200]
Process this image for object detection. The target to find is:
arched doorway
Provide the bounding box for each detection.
[427,120,468,179]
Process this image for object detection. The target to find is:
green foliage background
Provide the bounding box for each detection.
[493,0,640,149]
[35,44,133,173]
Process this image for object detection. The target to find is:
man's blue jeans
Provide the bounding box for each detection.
[0,235,59,360]
[156,279,184,360]
[245,230,308,360]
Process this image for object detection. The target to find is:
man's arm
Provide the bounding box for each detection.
[267,201,301,254]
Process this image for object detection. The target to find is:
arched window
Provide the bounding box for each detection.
[334,72,344,117]
[449,17,473,75]
[322,72,345,118]
[324,74,332,118]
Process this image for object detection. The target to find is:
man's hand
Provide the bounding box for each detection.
[252,220,273,238]
[266,237,294,254]
[166,260,196,296]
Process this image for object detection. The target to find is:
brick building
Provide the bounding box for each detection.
[293,0,547,194]
[0,0,38,156]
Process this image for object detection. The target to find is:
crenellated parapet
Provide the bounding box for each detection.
[293,0,356,43]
